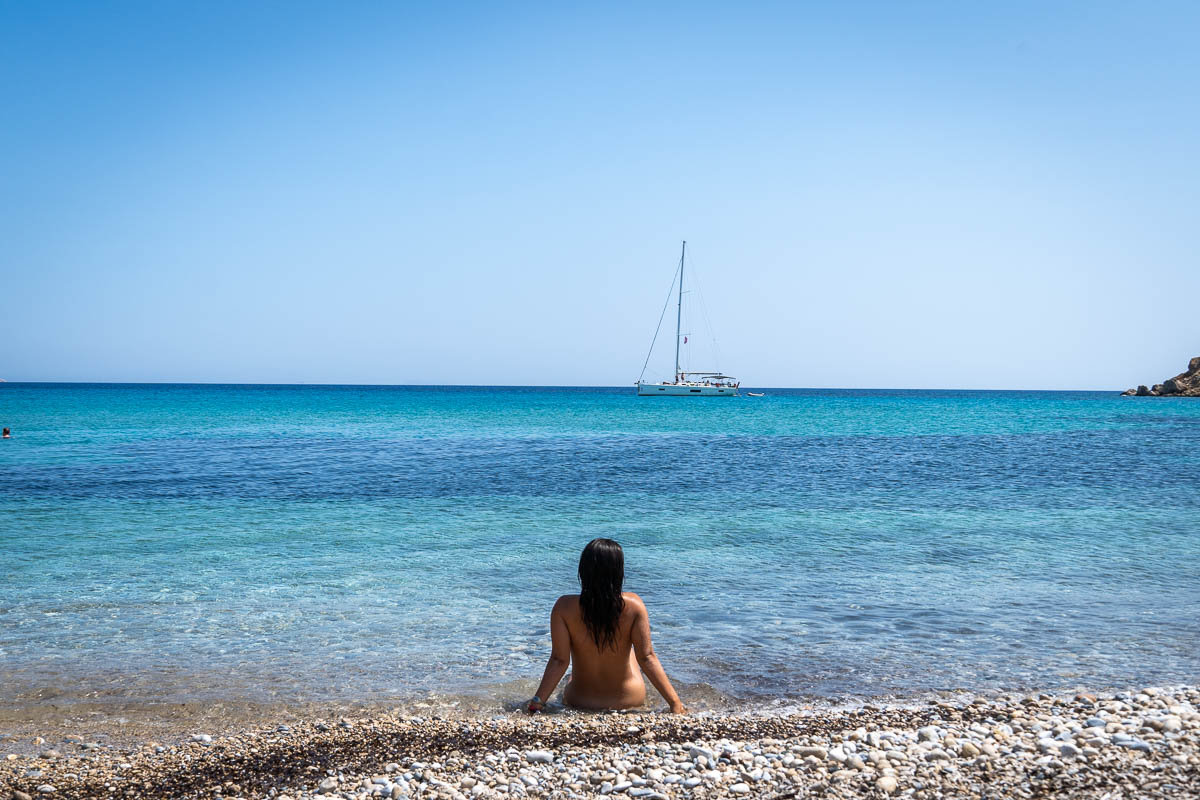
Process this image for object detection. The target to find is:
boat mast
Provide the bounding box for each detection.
[675,240,685,383]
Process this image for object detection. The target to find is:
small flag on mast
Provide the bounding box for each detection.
[683,336,688,343]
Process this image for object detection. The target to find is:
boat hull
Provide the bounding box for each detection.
[637,382,738,396]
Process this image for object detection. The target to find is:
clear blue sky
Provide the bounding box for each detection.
[2,1,1197,388]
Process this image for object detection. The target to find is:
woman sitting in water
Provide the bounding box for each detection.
[528,538,686,714]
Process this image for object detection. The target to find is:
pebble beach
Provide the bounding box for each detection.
[3,686,1198,799]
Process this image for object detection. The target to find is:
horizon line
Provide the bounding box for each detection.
[0,380,1130,393]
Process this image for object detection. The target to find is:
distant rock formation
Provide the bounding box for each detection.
[1121,356,1200,396]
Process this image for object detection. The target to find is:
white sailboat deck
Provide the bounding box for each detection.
[635,241,739,397]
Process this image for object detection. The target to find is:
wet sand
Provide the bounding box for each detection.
[0,681,737,754]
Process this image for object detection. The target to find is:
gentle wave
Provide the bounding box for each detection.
[1,384,1198,707]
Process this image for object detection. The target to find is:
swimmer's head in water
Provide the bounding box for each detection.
[578,537,625,651]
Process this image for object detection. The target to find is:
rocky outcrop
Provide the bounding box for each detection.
[1121,356,1200,396]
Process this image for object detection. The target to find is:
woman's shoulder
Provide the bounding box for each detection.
[621,592,646,611]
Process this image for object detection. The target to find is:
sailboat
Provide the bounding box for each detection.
[636,241,739,396]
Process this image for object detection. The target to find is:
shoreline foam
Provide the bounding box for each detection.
[3,685,1197,799]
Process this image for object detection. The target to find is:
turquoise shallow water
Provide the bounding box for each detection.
[1,384,1197,707]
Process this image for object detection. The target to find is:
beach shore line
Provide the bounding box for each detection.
[3,686,1198,799]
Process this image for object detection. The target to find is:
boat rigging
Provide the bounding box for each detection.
[636,241,739,397]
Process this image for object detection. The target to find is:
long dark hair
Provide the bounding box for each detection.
[578,538,625,650]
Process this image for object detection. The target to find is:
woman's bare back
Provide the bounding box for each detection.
[532,591,685,713]
[558,593,646,710]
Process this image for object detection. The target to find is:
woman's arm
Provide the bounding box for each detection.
[530,597,571,711]
[630,597,686,714]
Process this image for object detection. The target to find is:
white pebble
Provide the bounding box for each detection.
[525,750,554,764]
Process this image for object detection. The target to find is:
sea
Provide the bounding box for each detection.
[1,383,1198,711]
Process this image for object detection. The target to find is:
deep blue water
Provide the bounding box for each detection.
[1,384,1198,707]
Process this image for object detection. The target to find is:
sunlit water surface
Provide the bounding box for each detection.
[1,384,1197,707]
